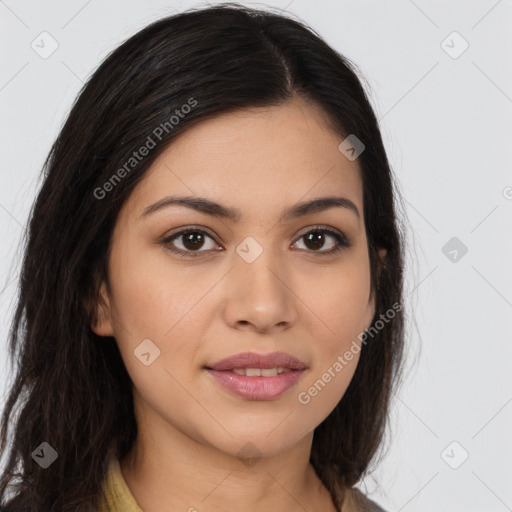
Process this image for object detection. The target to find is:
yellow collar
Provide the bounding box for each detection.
[98,458,143,512]
[98,457,384,511]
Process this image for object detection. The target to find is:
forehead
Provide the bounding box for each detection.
[125,97,363,223]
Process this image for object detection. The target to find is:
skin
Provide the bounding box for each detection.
[92,95,384,512]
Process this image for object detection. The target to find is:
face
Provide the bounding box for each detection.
[92,96,380,460]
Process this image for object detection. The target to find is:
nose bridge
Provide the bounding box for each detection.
[234,235,286,296]
[223,235,296,330]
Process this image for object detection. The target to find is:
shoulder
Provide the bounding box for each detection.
[342,487,387,512]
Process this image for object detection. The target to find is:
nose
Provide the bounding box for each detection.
[222,246,298,334]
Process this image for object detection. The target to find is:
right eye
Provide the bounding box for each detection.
[160,228,221,258]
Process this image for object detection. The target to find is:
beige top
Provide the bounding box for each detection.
[98,457,386,512]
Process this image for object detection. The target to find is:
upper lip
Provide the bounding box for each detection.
[206,351,307,371]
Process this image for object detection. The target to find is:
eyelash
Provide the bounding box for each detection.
[159,225,351,258]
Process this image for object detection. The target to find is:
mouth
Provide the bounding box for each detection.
[204,351,307,400]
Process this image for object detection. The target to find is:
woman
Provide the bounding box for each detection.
[0,3,405,511]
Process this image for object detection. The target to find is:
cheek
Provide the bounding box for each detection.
[296,254,372,408]
[108,245,214,375]
[109,243,196,334]
[301,256,373,341]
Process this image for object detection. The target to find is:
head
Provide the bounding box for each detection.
[0,3,405,511]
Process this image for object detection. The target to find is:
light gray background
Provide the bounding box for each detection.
[1,1,511,510]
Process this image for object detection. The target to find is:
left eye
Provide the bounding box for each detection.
[160,227,351,257]
[292,228,350,254]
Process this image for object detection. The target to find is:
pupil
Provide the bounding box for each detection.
[305,231,324,250]
[183,232,204,250]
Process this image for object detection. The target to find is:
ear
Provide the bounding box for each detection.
[374,247,387,285]
[90,280,114,337]
[378,248,387,260]
[365,247,388,325]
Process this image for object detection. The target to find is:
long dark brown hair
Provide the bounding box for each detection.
[0,3,405,510]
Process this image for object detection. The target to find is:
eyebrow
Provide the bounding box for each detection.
[140,195,360,222]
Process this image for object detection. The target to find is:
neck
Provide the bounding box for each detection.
[119,393,338,512]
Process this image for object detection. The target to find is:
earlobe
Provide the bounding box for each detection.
[90,281,114,337]
[375,247,387,283]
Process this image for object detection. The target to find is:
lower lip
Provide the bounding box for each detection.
[205,369,305,400]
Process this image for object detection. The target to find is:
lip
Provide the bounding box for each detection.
[204,351,307,401]
[205,368,306,400]
[206,351,307,371]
